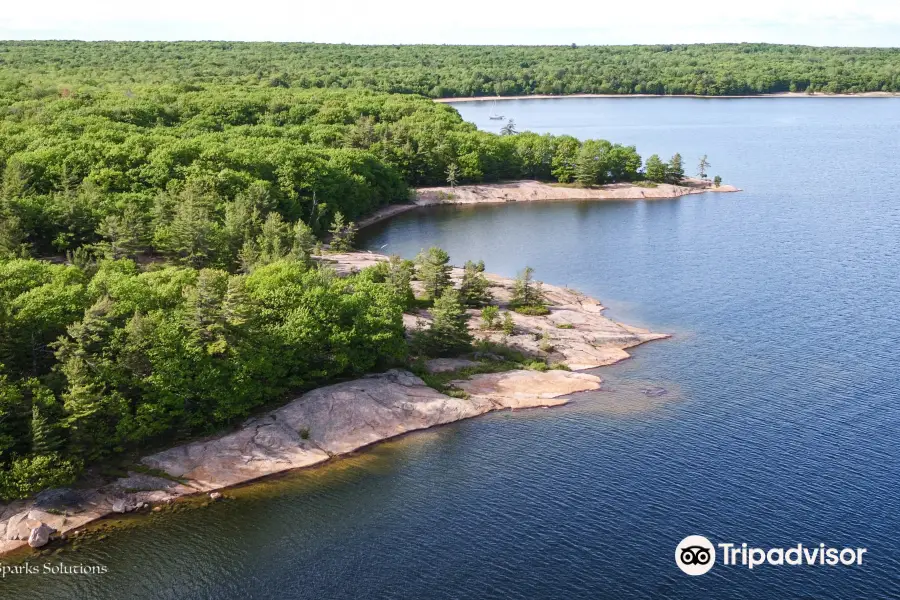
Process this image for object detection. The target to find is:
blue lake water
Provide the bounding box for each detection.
[6,97,900,599]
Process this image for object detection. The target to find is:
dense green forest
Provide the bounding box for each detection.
[0,85,657,261]
[2,41,899,96]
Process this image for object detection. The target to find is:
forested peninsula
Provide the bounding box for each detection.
[3,41,900,96]
[1,41,717,518]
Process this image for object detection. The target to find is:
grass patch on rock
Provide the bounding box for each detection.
[512,305,550,316]
[411,340,570,397]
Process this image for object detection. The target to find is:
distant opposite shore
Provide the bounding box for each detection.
[436,91,900,102]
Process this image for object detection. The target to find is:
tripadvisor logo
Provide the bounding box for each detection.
[675,536,868,575]
[676,535,716,575]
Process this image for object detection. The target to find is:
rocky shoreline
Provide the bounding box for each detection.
[0,253,667,557]
[358,178,738,230]
[415,178,739,205]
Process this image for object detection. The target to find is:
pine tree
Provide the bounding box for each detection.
[0,371,26,460]
[55,297,118,454]
[384,255,415,308]
[184,269,228,354]
[0,203,27,259]
[1,159,28,199]
[667,153,685,183]
[55,296,116,362]
[512,266,537,306]
[697,155,711,180]
[291,220,317,263]
[254,212,293,266]
[154,187,219,268]
[501,311,515,335]
[347,115,377,149]
[413,288,472,356]
[575,152,600,186]
[459,260,492,306]
[446,163,459,188]
[329,212,356,252]
[29,384,61,455]
[480,305,500,330]
[574,140,610,186]
[65,246,96,275]
[96,205,147,260]
[511,267,549,314]
[224,190,265,266]
[60,368,109,459]
[223,276,252,328]
[551,136,580,183]
[119,312,154,380]
[415,247,452,300]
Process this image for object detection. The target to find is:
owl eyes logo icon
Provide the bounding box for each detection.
[676,536,716,575]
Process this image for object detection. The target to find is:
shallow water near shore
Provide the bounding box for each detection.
[5,97,900,599]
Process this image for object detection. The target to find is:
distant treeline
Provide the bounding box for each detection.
[2,41,899,96]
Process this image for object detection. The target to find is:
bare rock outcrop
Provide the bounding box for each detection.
[142,415,330,491]
[473,273,668,370]
[139,369,598,490]
[273,369,496,455]
[454,370,601,409]
[414,179,739,205]
[324,252,669,371]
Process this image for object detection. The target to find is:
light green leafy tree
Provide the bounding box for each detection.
[551,135,580,183]
[645,154,668,182]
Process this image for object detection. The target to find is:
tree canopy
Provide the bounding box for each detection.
[2,41,898,96]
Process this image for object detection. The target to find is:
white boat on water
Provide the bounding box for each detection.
[488,98,505,120]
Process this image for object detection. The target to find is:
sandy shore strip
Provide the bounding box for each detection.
[0,254,667,557]
[414,178,739,206]
[437,92,900,103]
[357,179,739,231]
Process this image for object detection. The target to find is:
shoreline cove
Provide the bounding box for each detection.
[359,178,739,230]
[0,253,668,558]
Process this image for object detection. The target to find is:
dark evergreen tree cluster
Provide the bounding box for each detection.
[0,257,409,500]
[410,248,486,357]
